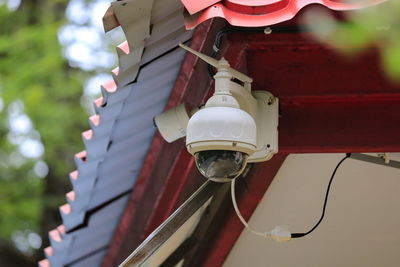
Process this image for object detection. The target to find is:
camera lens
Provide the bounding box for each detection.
[195,150,248,181]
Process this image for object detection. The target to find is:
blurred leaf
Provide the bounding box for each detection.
[381,42,400,81]
[0,0,94,263]
[305,1,400,81]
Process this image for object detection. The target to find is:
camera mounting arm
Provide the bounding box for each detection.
[179,44,253,91]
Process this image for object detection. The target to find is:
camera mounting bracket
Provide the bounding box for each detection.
[228,81,279,162]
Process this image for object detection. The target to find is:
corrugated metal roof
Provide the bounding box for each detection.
[45,195,129,266]
[181,0,387,29]
[40,0,192,265]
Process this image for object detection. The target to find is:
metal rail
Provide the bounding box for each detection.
[350,153,400,169]
[119,181,223,266]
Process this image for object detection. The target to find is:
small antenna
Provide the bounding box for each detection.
[179,44,253,85]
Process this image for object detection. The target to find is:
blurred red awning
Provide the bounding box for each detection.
[181,0,387,29]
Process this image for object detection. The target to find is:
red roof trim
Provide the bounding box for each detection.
[102,79,117,93]
[49,229,62,243]
[66,191,76,202]
[44,246,53,257]
[117,41,130,54]
[69,170,78,181]
[181,0,221,14]
[38,259,50,267]
[59,203,72,215]
[182,0,387,29]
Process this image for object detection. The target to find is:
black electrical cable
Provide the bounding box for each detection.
[207,27,266,77]
[207,25,306,77]
[291,153,352,238]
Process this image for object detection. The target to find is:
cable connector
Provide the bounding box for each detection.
[212,44,220,53]
[230,154,350,243]
[270,225,292,243]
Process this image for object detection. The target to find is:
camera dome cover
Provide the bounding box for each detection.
[186,106,257,155]
[195,150,248,182]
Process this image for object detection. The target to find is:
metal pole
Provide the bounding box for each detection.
[119,181,223,266]
[350,153,400,169]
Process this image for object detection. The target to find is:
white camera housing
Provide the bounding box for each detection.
[154,44,278,181]
[154,103,190,143]
[186,106,257,156]
[186,81,278,163]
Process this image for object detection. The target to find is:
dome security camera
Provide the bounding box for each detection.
[154,44,278,182]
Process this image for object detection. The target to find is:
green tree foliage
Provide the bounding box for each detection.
[304,1,400,81]
[0,0,397,265]
[0,0,89,264]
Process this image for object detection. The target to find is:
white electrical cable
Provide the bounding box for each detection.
[230,179,271,238]
[230,179,293,242]
[229,154,350,242]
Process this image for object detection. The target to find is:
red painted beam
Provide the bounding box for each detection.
[279,94,400,153]
[142,149,195,238]
[223,32,400,154]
